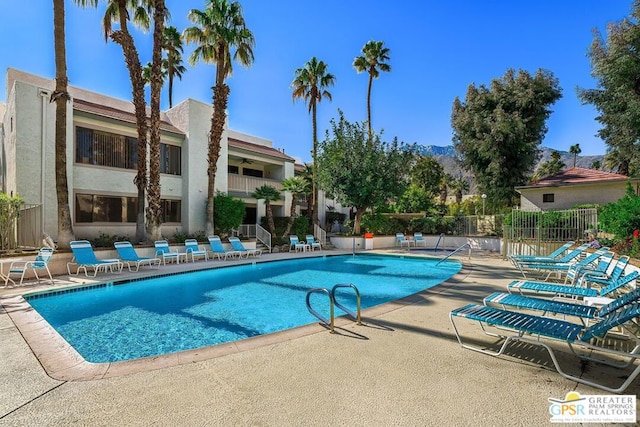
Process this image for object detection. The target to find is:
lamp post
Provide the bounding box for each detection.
[481,194,487,217]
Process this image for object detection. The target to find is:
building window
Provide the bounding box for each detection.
[542,193,555,203]
[75,194,137,223]
[75,126,181,175]
[161,199,181,223]
[160,144,181,175]
[228,165,239,174]
[76,127,137,169]
[75,194,181,223]
[242,167,263,178]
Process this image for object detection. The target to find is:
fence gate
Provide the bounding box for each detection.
[17,204,42,249]
[503,208,598,258]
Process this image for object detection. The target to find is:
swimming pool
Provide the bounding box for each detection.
[26,254,460,363]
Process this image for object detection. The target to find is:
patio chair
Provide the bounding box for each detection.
[511,243,589,271]
[207,236,241,260]
[184,239,209,262]
[413,232,427,248]
[449,301,640,393]
[508,241,574,265]
[289,235,306,252]
[582,255,630,287]
[484,285,640,324]
[305,235,322,251]
[67,240,123,277]
[228,237,262,257]
[114,241,161,272]
[507,270,639,299]
[4,247,54,287]
[513,243,598,279]
[561,249,614,285]
[154,240,187,265]
[395,233,412,249]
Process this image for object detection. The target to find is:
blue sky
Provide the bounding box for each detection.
[0,1,634,162]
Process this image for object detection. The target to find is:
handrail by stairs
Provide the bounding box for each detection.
[306,283,362,332]
[255,223,272,253]
[433,233,445,252]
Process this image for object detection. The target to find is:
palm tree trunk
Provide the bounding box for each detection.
[367,72,373,140]
[146,0,166,241]
[266,203,276,235]
[206,72,230,235]
[52,0,74,248]
[111,1,147,243]
[311,100,318,226]
[281,194,298,238]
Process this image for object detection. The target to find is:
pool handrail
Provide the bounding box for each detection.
[436,243,471,266]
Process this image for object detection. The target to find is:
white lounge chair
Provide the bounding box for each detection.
[184,239,208,262]
[207,236,241,260]
[67,240,123,277]
[413,232,427,248]
[229,237,262,257]
[154,240,187,265]
[305,235,322,251]
[114,241,161,272]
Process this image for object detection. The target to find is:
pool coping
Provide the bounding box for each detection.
[1,250,471,381]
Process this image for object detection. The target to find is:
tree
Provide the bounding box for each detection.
[452,68,562,207]
[184,0,255,236]
[280,176,309,238]
[578,5,640,176]
[533,150,565,181]
[213,192,245,236]
[409,155,445,199]
[79,0,150,243]
[591,160,602,170]
[569,143,581,168]
[353,40,391,138]
[291,57,336,226]
[450,176,470,204]
[146,0,167,241]
[52,0,75,248]
[251,185,281,235]
[162,26,186,108]
[317,112,413,234]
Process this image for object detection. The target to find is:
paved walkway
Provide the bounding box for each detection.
[1,250,639,426]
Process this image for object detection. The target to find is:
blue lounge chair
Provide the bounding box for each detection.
[184,239,208,262]
[508,241,574,265]
[154,240,187,265]
[67,240,123,277]
[228,237,262,257]
[207,236,241,260]
[4,247,54,287]
[305,235,322,251]
[395,233,412,249]
[114,241,161,272]
[485,285,640,322]
[507,270,639,299]
[288,235,306,252]
[514,245,605,280]
[413,232,427,248]
[562,249,613,285]
[449,301,640,393]
[583,255,630,286]
[512,243,589,273]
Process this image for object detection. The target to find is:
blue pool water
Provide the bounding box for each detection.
[26,254,460,363]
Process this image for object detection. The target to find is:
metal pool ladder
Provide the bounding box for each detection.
[305,283,362,333]
[436,242,471,266]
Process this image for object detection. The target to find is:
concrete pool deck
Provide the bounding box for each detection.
[1,249,639,425]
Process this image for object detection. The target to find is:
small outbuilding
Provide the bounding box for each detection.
[516,167,640,211]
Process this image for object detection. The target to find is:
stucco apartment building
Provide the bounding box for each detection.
[0,68,343,244]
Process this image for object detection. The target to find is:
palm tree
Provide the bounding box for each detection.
[281,176,309,238]
[569,143,582,168]
[52,0,75,248]
[163,26,186,108]
[251,185,281,235]
[590,160,601,170]
[183,0,255,236]
[146,0,167,241]
[291,57,335,226]
[450,176,470,205]
[78,0,150,243]
[353,40,391,139]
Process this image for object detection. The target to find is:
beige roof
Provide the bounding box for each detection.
[73,98,184,135]
[228,137,295,162]
[517,167,636,190]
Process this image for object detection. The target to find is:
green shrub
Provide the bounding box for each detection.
[600,182,640,241]
[214,192,246,236]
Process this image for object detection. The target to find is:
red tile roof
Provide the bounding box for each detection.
[519,167,634,189]
[73,99,184,135]
[228,138,295,162]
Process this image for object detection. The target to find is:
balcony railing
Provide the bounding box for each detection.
[228,174,283,195]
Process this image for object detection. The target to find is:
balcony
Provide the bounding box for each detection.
[228,173,283,195]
